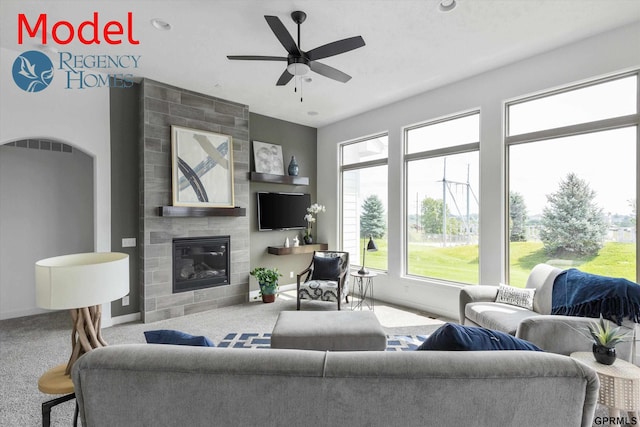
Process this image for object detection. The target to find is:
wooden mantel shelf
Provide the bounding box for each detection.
[250,172,309,186]
[267,243,328,255]
[158,206,246,217]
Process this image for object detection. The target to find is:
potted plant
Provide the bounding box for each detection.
[250,267,282,303]
[589,315,629,365]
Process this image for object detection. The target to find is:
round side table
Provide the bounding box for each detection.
[350,271,376,311]
[570,352,640,421]
[38,364,78,427]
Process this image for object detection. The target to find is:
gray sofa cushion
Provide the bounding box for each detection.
[465,301,542,335]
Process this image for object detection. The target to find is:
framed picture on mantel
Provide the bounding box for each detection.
[253,141,284,175]
[170,125,235,208]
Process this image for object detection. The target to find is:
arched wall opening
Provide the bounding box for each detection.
[0,138,94,318]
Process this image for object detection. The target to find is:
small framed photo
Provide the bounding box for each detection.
[253,141,284,175]
[171,126,235,207]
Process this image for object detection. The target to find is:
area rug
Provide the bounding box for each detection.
[217,332,428,351]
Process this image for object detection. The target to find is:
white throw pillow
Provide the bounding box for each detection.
[495,283,535,310]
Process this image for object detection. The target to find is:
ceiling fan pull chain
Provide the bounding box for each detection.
[300,77,303,103]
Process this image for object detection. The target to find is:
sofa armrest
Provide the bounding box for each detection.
[459,286,499,324]
[516,315,634,362]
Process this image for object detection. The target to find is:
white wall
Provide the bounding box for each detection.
[0,47,112,321]
[317,23,640,319]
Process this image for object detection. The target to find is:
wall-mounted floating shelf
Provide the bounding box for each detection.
[267,243,328,255]
[158,206,246,217]
[250,172,309,186]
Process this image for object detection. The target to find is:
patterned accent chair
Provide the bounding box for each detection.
[297,251,350,310]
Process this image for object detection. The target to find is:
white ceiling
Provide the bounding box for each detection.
[2,0,640,127]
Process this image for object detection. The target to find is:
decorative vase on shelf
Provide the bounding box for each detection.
[303,235,313,245]
[288,156,299,176]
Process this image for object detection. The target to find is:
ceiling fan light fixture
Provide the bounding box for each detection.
[287,62,310,76]
[438,0,457,12]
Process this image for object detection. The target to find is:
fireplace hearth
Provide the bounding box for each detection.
[173,236,230,293]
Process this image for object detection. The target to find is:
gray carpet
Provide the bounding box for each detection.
[0,292,446,426]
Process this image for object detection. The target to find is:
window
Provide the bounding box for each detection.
[507,73,638,287]
[405,112,480,284]
[340,135,388,271]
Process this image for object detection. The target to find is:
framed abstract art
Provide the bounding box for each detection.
[171,125,235,207]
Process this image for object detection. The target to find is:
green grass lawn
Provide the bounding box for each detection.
[359,239,636,287]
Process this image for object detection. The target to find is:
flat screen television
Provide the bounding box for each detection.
[257,192,311,231]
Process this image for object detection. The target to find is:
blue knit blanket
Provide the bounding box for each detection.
[551,268,640,325]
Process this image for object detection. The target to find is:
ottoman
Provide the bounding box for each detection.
[270,310,387,351]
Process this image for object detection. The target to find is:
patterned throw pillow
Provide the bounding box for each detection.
[495,283,535,310]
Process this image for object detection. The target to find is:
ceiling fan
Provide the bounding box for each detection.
[227,11,365,86]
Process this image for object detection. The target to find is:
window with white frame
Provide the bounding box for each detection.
[507,73,638,287]
[405,112,480,284]
[340,135,388,271]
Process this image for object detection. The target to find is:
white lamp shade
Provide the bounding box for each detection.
[36,252,129,309]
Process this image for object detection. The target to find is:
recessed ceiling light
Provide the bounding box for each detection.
[438,0,457,12]
[150,18,171,31]
[307,111,319,116]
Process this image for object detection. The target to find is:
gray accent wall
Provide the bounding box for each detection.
[140,79,250,323]
[110,84,140,317]
[248,113,318,293]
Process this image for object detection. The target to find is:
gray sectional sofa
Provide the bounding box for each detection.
[72,344,599,427]
[460,263,636,361]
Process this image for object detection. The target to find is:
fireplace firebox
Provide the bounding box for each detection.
[173,236,230,293]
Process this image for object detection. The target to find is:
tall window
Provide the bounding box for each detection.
[405,112,480,284]
[507,73,638,287]
[341,135,388,271]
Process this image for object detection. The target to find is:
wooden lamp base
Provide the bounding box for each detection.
[65,305,108,375]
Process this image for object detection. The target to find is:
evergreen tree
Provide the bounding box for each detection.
[540,173,607,257]
[509,192,528,242]
[360,195,386,238]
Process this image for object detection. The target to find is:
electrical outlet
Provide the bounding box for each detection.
[290,271,294,278]
[122,237,136,248]
[122,295,130,306]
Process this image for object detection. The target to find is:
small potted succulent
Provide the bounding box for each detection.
[589,315,629,365]
[250,267,282,303]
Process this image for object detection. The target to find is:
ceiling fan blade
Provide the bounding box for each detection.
[276,69,294,86]
[265,15,301,56]
[310,61,351,83]
[227,55,287,61]
[306,36,365,61]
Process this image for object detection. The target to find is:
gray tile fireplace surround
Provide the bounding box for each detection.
[140,79,250,323]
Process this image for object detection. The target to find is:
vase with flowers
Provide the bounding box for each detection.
[303,203,325,244]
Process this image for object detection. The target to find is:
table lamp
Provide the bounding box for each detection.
[36,252,129,375]
[358,235,378,275]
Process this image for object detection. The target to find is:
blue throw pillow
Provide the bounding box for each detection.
[144,329,214,347]
[311,256,341,281]
[416,323,542,351]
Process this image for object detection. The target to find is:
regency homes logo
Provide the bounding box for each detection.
[13,12,141,92]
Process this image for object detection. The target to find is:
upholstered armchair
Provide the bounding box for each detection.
[297,251,350,310]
